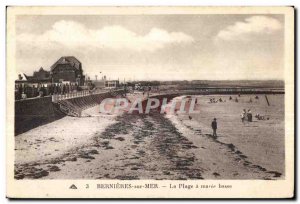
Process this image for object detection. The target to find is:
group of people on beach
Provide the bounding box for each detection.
[211,95,255,104]
[210,95,267,137]
[211,109,268,138]
[229,96,239,102]
[209,97,226,103]
[241,109,269,123]
[210,95,259,104]
[241,109,253,123]
[255,114,269,121]
[228,95,260,103]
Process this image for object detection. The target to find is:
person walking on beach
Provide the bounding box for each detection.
[211,118,217,138]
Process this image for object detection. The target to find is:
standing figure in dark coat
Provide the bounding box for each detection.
[211,118,218,138]
[247,109,252,122]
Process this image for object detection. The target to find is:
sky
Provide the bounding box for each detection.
[15,14,284,81]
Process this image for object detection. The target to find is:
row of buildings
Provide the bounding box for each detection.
[15,56,120,100]
[17,56,85,86]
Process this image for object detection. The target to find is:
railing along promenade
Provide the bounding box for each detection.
[15,87,284,103]
[51,89,124,102]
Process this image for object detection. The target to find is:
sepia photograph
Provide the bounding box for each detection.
[6,6,294,198]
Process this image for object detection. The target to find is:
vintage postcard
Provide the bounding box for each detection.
[6,6,294,198]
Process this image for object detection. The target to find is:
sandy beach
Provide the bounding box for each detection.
[167,94,284,179]
[14,94,284,180]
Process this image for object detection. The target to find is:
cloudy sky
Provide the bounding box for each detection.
[15,14,284,81]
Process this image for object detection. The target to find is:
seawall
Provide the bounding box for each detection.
[15,96,64,136]
[15,90,125,135]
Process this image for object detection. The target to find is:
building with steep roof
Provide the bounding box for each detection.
[50,56,85,85]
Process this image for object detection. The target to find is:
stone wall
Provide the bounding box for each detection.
[15,96,65,136]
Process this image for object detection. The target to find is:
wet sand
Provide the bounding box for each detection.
[168,94,284,176]
[14,94,284,180]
